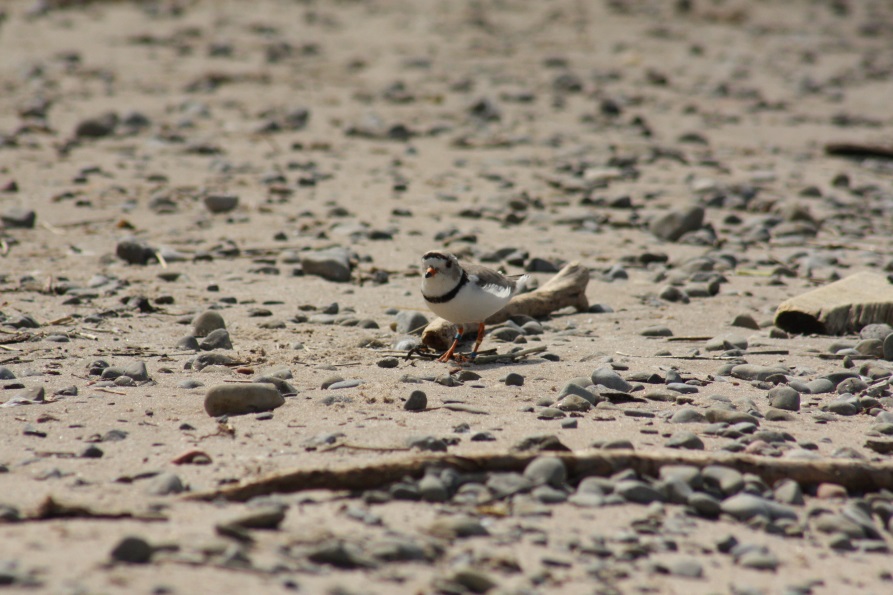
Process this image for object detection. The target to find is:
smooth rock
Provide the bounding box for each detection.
[768,385,800,411]
[302,247,352,282]
[199,328,233,350]
[204,383,285,417]
[665,431,704,450]
[193,311,226,337]
[590,368,632,392]
[523,457,567,487]
[404,390,427,411]
[650,205,705,242]
[110,536,153,564]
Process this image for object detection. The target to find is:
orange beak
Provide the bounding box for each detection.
[425,266,437,279]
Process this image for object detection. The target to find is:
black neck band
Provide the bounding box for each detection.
[424,270,468,304]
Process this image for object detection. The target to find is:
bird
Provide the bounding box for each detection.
[420,250,528,362]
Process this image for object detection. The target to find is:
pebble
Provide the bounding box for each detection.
[590,368,632,392]
[177,335,201,351]
[688,492,722,518]
[615,480,664,504]
[404,390,427,411]
[203,194,239,213]
[116,238,157,265]
[193,311,226,337]
[204,383,285,417]
[523,457,567,487]
[418,474,449,502]
[665,431,704,450]
[393,310,428,335]
[1,208,36,228]
[650,205,705,241]
[537,407,566,420]
[640,325,673,337]
[502,372,524,386]
[737,549,779,571]
[199,328,233,350]
[110,536,153,564]
[768,385,800,411]
[884,334,893,360]
[703,466,744,496]
[146,472,185,496]
[667,558,704,578]
[558,382,600,405]
[670,408,707,423]
[730,364,787,381]
[557,395,591,412]
[75,111,118,138]
[302,247,352,282]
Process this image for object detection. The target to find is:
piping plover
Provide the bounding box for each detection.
[421,250,528,362]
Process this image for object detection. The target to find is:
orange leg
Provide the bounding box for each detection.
[470,322,486,357]
[438,325,463,362]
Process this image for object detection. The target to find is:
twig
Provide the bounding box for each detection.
[186,448,893,503]
[95,387,127,395]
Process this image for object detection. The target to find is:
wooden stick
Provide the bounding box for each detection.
[185,448,893,503]
[422,262,590,350]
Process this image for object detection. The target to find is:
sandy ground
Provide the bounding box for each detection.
[2,0,893,593]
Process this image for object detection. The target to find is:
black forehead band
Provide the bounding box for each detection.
[422,251,452,262]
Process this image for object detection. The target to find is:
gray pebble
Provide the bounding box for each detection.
[731,313,760,330]
[523,457,567,487]
[406,436,447,452]
[730,364,787,381]
[650,205,704,242]
[404,390,427,411]
[75,111,118,138]
[670,408,707,423]
[503,372,524,386]
[1,207,36,229]
[377,357,399,369]
[203,194,239,213]
[665,431,704,450]
[110,536,153,564]
[178,379,204,389]
[768,385,800,411]
[176,335,200,351]
[884,334,893,361]
[204,383,285,417]
[532,485,568,504]
[393,311,428,335]
[640,325,673,337]
[537,407,566,420]
[560,418,578,429]
[703,465,744,496]
[193,310,226,337]
[302,247,352,282]
[804,378,835,394]
[721,494,773,521]
[688,492,722,518]
[200,328,233,350]
[254,375,297,395]
[737,549,779,571]
[486,473,533,499]
[116,238,157,265]
[418,474,449,502]
[590,367,632,392]
[0,367,14,380]
[557,394,591,412]
[705,333,748,352]
[558,382,600,405]
[860,323,893,341]
[667,558,703,578]
[146,472,185,496]
[615,480,664,504]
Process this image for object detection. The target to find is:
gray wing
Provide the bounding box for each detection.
[465,263,516,298]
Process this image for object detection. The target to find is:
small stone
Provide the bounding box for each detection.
[523,457,567,487]
[418,474,449,502]
[537,407,566,420]
[650,205,704,242]
[192,311,226,337]
[116,238,156,265]
[203,194,239,213]
[641,325,673,337]
[731,313,760,330]
[394,311,428,335]
[1,208,36,229]
[302,247,352,282]
[721,494,770,521]
[199,328,233,350]
[176,336,200,351]
[204,383,285,417]
[668,558,703,578]
[615,480,664,504]
[665,431,704,450]
[816,483,847,499]
[772,479,804,505]
[557,394,591,412]
[688,492,722,518]
[404,390,427,411]
[768,385,800,411]
[75,111,118,138]
[80,445,104,458]
[703,465,744,496]
[730,364,788,381]
[590,368,632,392]
[503,372,524,386]
[737,549,779,571]
[110,536,153,564]
[670,408,707,423]
[146,472,184,496]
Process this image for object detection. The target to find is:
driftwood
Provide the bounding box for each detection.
[774,271,893,335]
[422,262,590,350]
[186,449,893,503]
[825,142,893,160]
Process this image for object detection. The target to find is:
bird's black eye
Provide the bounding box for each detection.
[446,261,452,268]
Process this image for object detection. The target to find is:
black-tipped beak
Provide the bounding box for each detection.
[425,266,436,279]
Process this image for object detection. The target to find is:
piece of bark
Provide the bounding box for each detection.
[774,272,893,335]
[422,261,590,349]
[185,449,893,503]
[825,142,893,160]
